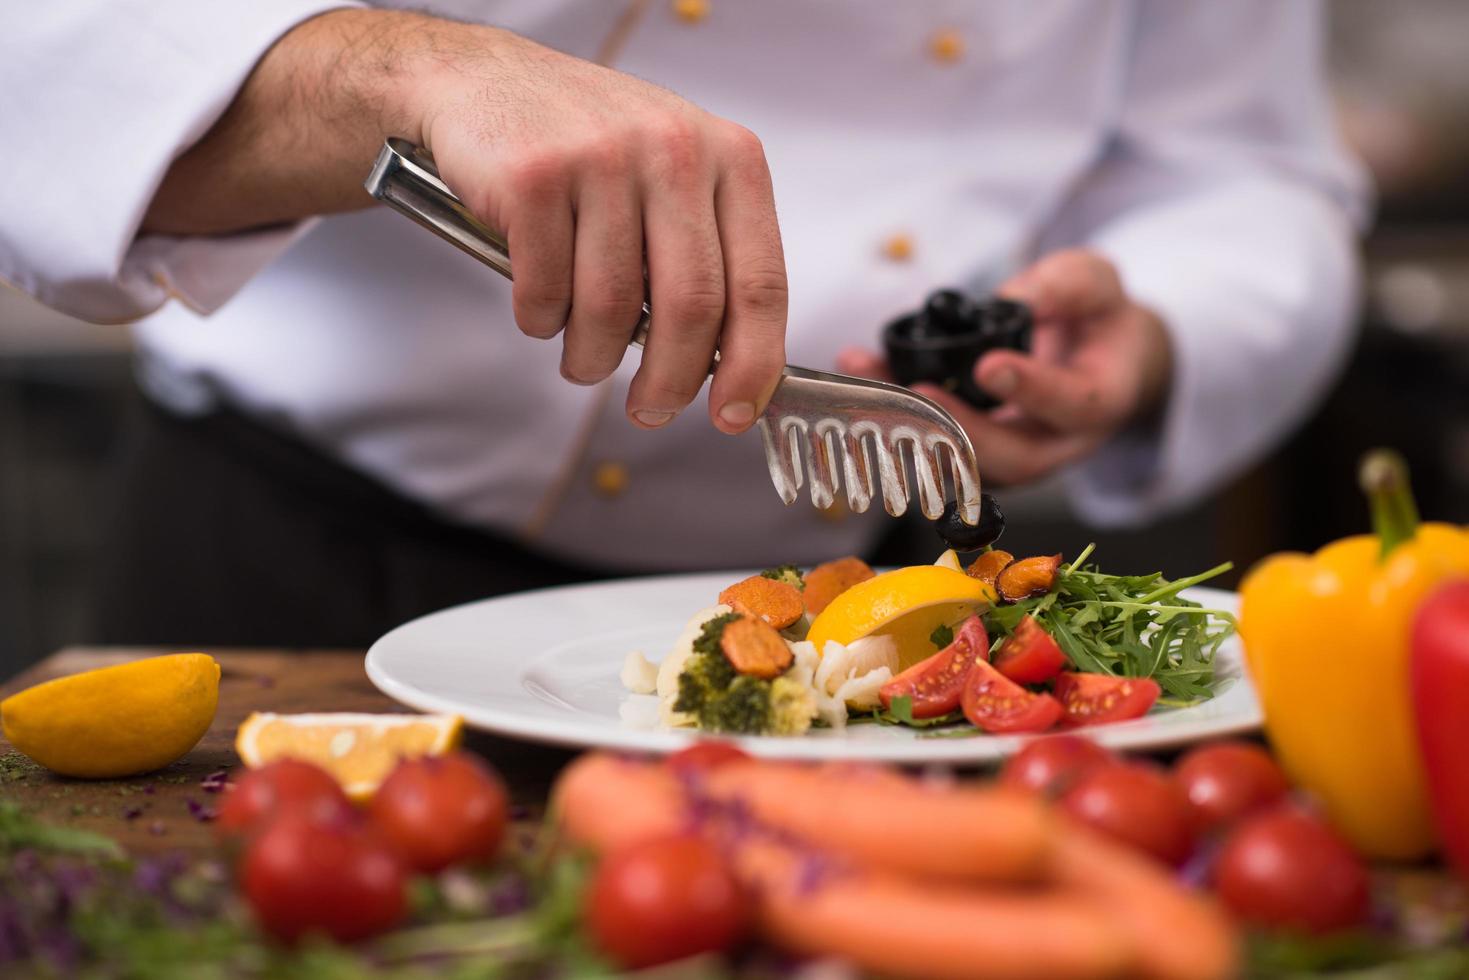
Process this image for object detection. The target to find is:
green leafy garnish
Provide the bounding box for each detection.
[981,543,1235,702]
[928,624,954,650]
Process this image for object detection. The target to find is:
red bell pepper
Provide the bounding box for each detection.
[1410,579,1469,879]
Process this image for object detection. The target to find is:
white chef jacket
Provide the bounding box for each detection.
[1,1,1367,570]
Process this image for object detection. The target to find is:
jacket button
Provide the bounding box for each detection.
[592,461,630,498]
[880,232,915,262]
[928,27,965,64]
[672,0,710,24]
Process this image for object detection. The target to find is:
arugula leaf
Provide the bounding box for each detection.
[928,624,954,650]
[980,546,1235,703]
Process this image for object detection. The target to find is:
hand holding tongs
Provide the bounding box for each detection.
[365,138,984,524]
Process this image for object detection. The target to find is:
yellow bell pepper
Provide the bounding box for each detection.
[1240,450,1469,860]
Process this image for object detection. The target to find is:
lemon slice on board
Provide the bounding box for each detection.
[806,565,996,670]
[236,712,462,800]
[0,653,219,778]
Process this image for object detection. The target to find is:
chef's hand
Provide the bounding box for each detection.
[142,11,787,435]
[837,250,1172,485]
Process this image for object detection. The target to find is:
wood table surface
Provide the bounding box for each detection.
[0,648,577,855]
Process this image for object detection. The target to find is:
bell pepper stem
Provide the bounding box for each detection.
[1359,449,1420,559]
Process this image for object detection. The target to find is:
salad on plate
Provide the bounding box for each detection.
[621,540,1237,739]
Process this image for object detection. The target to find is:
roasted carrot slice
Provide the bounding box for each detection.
[803,556,876,615]
[996,554,1063,602]
[966,549,1015,587]
[719,575,805,630]
[720,616,794,679]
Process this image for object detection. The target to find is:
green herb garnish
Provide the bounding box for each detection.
[982,543,1235,702]
[928,624,954,650]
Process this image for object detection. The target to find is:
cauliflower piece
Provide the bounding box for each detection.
[620,650,659,694]
[832,666,894,710]
[769,676,817,735]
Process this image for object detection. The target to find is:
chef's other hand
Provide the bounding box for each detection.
[836,250,1172,486]
[142,11,787,435]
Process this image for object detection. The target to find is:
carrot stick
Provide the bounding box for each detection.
[701,761,1054,882]
[740,838,1130,980]
[1050,829,1240,980]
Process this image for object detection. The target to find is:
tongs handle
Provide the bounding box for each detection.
[364,138,653,349]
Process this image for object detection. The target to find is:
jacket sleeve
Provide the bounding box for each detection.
[0,0,358,324]
[1048,0,1371,526]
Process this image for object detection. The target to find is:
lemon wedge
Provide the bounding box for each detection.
[235,712,462,800]
[0,653,220,778]
[806,565,995,670]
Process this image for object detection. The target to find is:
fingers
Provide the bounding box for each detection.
[502,162,576,339]
[913,383,1094,487]
[626,122,726,429]
[973,349,1117,433]
[835,347,895,383]
[999,249,1124,322]
[559,173,644,385]
[705,126,787,434]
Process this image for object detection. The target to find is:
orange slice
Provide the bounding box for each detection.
[235,712,462,800]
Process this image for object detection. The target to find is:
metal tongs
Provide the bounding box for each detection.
[365,138,984,524]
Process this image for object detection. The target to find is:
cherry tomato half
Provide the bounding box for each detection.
[1052,672,1160,728]
[242,811,406,943]
[586,835,749,969]
[1062,762,1195,865]
[879,616,989,719]
[369,752,509,874]
[1173,741,1290,834]
[667,741,753,775]
[993,616,1068,685]
[1212,806,1371,934]
[999,735,1115,797]
[215,759,353,839]
[961,659,1063,734]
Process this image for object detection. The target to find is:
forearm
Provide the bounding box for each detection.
[141,8,457,236]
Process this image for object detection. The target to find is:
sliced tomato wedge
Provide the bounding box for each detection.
[993,616,1068,685]
[878,616,989,719]
[1053,672,1160,728]
[960,660,1064,734]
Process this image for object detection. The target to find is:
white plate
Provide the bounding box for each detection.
[365,573,1260,764]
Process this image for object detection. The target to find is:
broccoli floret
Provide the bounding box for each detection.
[674,610,817,735]
[760,564,805,590]
[768,676,816,736]
[700,675,772,733]
[690,612,741,659]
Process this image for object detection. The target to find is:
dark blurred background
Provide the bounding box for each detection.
[3,0,1467,678]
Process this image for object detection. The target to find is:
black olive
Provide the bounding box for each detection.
[934,494,1005,552]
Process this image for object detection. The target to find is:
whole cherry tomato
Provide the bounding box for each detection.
[1173,741,1290,834]
[1062,762,1195,865]
[241,811,406,943]
[216,759,352,839]
[667,741,752,775]
[369,752,509,874]
[1213,806,1371,934]
[585,835,749,969]
[999,735,1115,797]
